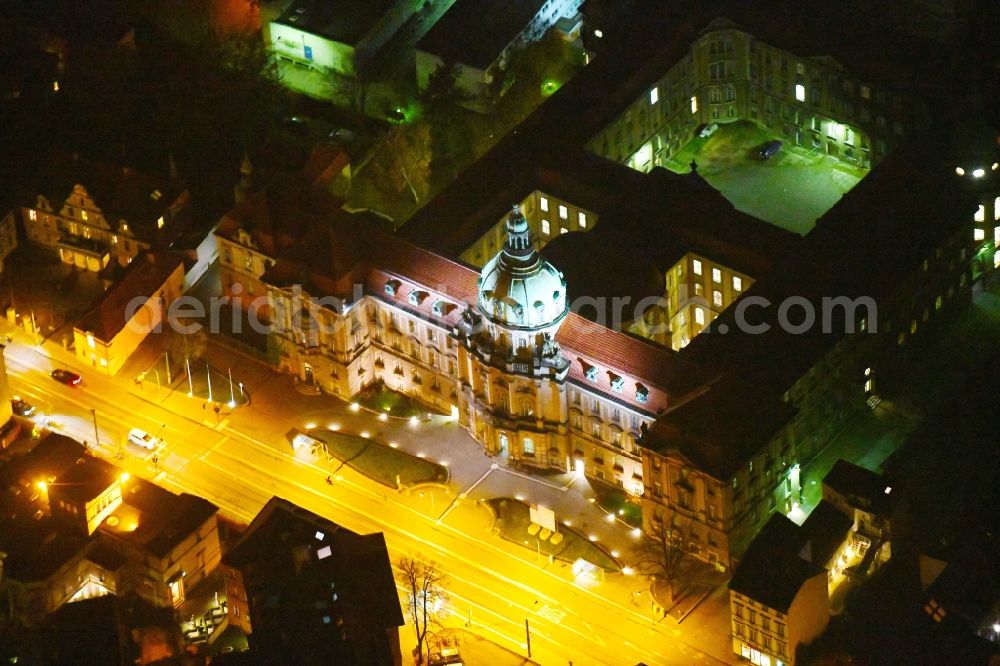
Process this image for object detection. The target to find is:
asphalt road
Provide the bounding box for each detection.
[4,339,735,666]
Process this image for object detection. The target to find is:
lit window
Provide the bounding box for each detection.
[794,84,805,102]
[994,197,999,220]
[81,210,88,221]
[560,227,568,235]
[975,205,985,222]
[52,80,59,92]
[713,290,722,307]
[712,267,721,283]
[87,334,95,349]
[317,545,332,559]
[974,228,985,241]
[541,219,550,235]
[690,96,698,113]
[693,259,702,275]
[523,437,535,455]
[578,212,587,228]
[157,216,165,229]
[28,210,37,221]
[995,226,1000,245]
[695,307,705,325]
[678,310,686,325]
[733,276,742,291]
[864,379,873,393]
[540,196,549,212]
[649,87,659,105]
[558,205,568,220]
[594,28,603,38]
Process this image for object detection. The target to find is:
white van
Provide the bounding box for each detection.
[127,428,157,450]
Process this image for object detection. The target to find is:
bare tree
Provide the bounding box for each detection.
[397,556,447,664]
[368,123,433,203]
[634,515,694,606]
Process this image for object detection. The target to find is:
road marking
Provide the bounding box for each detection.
[536,604,566,623]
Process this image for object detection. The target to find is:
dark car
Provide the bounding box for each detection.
[50,369,82,386]
[11,396,36,416]
[758,140,782,160]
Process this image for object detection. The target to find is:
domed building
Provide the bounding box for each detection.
[475,206,569,354]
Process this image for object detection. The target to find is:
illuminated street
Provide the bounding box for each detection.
[3,331,735,665]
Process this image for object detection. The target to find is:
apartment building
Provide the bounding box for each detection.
[18,155,188,272]
[587,18,922,174]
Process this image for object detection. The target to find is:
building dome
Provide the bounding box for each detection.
[478,206,569,331]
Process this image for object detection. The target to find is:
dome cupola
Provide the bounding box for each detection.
[477,206,569,332]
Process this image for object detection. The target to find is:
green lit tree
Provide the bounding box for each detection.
[368,123,433,203]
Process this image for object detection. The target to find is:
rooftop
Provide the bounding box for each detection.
[639,374,797,479]
[275,0,398,46]
[729,512,826,613]
[417,0,547,70]
[823,459,893,512]
[33,154,185,240]
[799,500,854,566]
[75,253,184,342]
[224,496,403,630]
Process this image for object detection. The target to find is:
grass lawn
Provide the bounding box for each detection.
[356,382,448,417]
[593,485,643,529]
[485,498,620,572]
[307,428,449,488]
[665,120,865,235]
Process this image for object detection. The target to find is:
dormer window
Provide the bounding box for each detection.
[636,384,649,404]
[151,189,162,201]
[584,365,599,382]
[609,373,625,392]
[432,300,446,316]
[385,279,401,296]
[408,290,427,306]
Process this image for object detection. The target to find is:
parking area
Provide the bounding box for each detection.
[668,121,866,235]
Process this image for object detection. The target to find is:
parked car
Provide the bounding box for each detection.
[11,396,36,417]
[697,122,719,138]
[127,428,158,450]
[50,369,82,386]
[758,140,783,160]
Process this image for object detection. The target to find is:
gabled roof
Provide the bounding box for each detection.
[823,459,888,502]
[33,154,185,241]
[75,253,184,342]
[799,500,853,566]
[729,513,826,613]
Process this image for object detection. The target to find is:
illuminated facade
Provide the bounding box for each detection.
[459,191,597,269]
[0,436,221,620]
[587,18,921,174]
[218,204,694,496]
[18,157,188,272]
[73,254,185,375]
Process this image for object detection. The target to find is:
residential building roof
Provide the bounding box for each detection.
[224,496,404,630]
[729,512,825,613]
[33,154,185,242]
[417,0,547,70]
[799,500,853,566]
[75,252,183,342]
[823,459,892,512]
[275,0,398,46]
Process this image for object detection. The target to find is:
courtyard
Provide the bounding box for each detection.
[665,121,866,235]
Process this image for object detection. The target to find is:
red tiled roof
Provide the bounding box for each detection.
[76,253,183,342]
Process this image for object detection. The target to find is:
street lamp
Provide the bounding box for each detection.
[89,408,99,451]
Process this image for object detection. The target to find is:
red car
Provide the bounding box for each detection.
[50,369,82,386]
